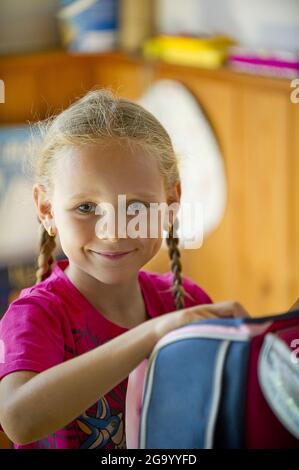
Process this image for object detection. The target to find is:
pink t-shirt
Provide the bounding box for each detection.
[0,258,212,449]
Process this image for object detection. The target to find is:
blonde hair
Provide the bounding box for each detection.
[30,88,187,310]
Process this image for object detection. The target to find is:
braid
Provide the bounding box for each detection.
[35,218,56,284]
[166,220,185,310]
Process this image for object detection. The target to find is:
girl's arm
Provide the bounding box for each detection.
[0,301,248,445]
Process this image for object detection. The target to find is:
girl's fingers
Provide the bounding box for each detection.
[188,301,251,320]
[193,311,221,320]
[235,306,251,318]
[229,302,251,318]
[212,301,250,318]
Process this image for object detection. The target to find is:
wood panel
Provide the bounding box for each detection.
[0,51,95,123]
[232,88,291,314]
[0,69,39,123]
[93,55,152,100]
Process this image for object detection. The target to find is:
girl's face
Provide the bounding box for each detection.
[34,140,180,284]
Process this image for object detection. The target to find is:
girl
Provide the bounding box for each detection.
[0,89,248,449]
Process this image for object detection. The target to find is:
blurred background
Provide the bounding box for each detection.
[0,0,299,321]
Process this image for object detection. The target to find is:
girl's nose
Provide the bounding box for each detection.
[95,210,127,240]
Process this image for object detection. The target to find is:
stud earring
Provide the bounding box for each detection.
[48,225,56,237]
[44,219,56,237]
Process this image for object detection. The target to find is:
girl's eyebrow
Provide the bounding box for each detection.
[68,192,158,202]
[68,192,102,202]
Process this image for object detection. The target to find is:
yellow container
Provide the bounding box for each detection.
[143,35,235,68]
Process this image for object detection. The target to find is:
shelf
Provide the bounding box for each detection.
[0,48,291,93]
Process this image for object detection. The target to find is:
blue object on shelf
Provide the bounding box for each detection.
[58,0,119,52]
[0,125,32,202]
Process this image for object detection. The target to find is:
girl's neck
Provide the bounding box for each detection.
[64,262,148,329]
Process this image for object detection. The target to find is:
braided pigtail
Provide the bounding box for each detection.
[166,220,186,310]
[35,217,56,284]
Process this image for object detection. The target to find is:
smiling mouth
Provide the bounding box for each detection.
[90,249,136,260]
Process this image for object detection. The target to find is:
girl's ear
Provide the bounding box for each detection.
[32,184,55,229]
[175,180,181,200]
[164,181,182,230]
[167,180,181,205]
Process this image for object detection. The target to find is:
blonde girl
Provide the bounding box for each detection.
[0,89,248,449]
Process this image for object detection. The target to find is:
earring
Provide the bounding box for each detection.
[48,225,56,237]
[44,219,56,237]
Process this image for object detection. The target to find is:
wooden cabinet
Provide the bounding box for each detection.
[0,49,297,316]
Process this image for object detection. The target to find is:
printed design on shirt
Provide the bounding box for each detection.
[77,396,126,449]
[62,321,127,449]
[64,326,104,360]
[35,422,79,448]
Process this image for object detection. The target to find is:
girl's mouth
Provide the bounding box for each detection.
[90,249,136,260]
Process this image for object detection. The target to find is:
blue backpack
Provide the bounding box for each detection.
[125,310,299,448]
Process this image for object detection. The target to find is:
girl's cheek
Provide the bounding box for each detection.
[59,213,94,237]
[146,238,163,261]
[147,212,165,239]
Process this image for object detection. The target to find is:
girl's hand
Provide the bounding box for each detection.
[154,301,251,340]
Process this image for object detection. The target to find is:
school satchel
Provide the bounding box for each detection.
[125,310,299,448]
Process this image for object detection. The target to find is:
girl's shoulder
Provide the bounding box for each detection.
[0,269,66,329]
[0,276,67,382]
[139,269,213,307]
[2,258,77,320]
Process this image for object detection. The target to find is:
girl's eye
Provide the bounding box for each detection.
[127,201,148,215]
[76,203,96,214]
[76,201,149,215]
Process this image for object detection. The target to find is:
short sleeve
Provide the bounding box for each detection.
[0,296,65,382]
[182,275,213,306]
